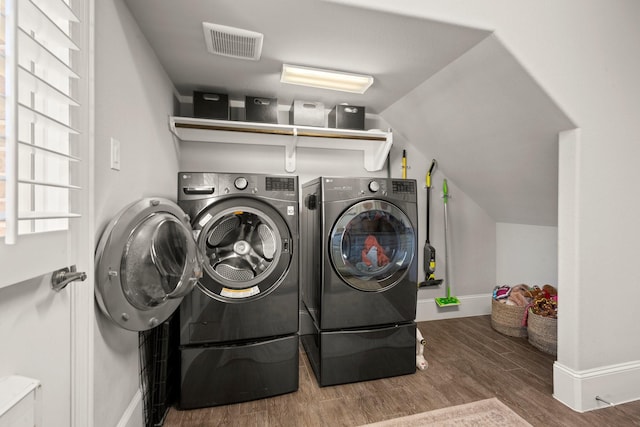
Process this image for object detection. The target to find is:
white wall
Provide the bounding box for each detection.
[178,139,387,183]
[496,223,557,286]
[330,0,640,412]
[94,0,179,426]
[385,102,557,320]
[387,132,496,321]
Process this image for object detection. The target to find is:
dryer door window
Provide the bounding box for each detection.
[95,198,202,331]
[330,200,415,291]
[194,198,292,301]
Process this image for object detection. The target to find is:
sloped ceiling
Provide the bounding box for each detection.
[382,35,575,226]
[124,0,575,226]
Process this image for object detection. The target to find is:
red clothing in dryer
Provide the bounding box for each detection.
[361,235,390,267]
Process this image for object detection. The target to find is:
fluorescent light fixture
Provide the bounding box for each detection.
[280,64,374,94]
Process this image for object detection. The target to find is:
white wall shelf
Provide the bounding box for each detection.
[169,116,393,173]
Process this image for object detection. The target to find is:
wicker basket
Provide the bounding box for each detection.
[527,309,557,355]
[491,299,528,337]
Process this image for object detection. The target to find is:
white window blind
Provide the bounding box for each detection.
[2,0,81,245]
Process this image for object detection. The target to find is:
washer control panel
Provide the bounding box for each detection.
[178,172,298,202]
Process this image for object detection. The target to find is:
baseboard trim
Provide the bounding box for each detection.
[553,360,640,412]
[116,389,142,427]
[416,293,491,322]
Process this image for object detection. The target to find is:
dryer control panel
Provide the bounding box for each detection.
[319,177,417,203]
[391,180,416,194]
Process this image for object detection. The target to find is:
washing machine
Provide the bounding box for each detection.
[301,176,418,386]
[93,172,300,410]
[176,172,299,408]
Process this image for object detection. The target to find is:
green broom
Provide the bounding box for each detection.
[435,179,460,307]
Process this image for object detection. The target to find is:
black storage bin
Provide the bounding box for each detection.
[193,91,229,120]
[328,104,365,130]
[245,96,278,123]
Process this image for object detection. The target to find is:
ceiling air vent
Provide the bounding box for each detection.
[202,22,264,61]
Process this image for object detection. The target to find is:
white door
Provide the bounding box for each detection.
[0,150,92,427]
[0,0,94,426]
[0,199,93,427]
[0,201,93,427]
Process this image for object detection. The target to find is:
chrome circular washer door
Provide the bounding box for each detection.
[330,200,415,291]
[95,198,202,331]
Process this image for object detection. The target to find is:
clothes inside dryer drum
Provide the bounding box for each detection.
[330,200,415,291]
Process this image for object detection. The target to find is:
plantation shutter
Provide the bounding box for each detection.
[3,0,82,240]
[1,0,86,287]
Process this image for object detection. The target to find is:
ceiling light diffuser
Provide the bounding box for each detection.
[280,64,374,94]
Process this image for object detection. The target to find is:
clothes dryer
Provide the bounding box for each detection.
[301,176,418,386]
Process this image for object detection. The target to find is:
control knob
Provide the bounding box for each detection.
[234,177,248,190]
[368,180,380,193]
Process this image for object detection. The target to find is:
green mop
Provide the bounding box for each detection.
[435,179,461,307]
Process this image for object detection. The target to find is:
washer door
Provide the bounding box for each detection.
[330,200,415,291]
[95,198,202,331]
[193,198,292,301]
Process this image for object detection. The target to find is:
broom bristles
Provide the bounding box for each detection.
[435,296,461,307]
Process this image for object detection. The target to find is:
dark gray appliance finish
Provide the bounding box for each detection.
[177,172,299,408]
[300,176,419,387]
[301,322,416,387]
[301,177,418,330]
[179,334,299,409]
[328,104,365,130]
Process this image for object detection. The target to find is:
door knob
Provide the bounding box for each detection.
[51,265,87,292]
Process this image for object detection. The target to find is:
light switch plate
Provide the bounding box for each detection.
[110,137,121,170]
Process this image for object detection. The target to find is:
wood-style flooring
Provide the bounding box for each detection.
[162,315,640,426]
